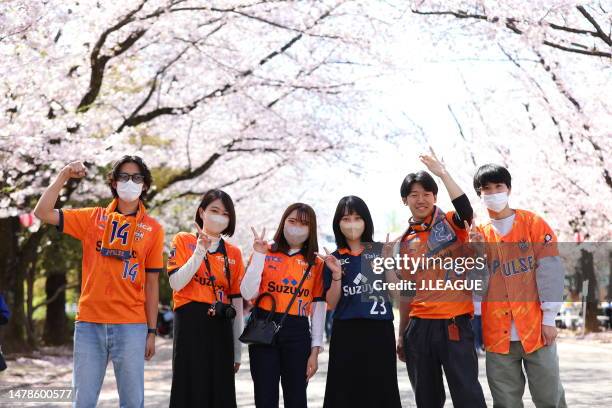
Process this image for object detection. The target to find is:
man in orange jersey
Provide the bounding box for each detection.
[472,164,566,408]
[396,152,486,408]
[34,156,164,408]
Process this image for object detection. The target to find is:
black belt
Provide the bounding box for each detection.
[411,313,471,321]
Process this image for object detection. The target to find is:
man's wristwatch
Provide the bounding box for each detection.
[147,328,157,336]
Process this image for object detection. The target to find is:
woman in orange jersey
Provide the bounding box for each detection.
[240,203,326,408]
[167,189,246,408]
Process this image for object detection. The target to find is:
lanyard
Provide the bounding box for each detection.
[202,239,231,303]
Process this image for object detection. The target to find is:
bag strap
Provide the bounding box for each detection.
[202,238,231,303]
[252,292,277,323]
[277,263,313,330]
[218,239,231,282]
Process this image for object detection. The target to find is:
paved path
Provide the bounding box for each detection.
[2,334,612,407]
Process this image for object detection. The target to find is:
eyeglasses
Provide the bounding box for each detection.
[116,173,145,184]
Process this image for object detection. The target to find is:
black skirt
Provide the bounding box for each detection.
[323,319,402,408]
[170,301,236,408]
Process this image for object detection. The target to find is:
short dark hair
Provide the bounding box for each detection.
[473,164,512,196]
[107,155,152,201]
[400,171,438,198]
[194,189,236,236]
[332,196,374,249]
[271,203,318,265]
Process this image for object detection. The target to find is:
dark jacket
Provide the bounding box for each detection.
[0,294,9,325]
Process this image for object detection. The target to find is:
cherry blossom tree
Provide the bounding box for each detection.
[409,0,611,332]
[409,0,611,241]
[0,0,398,350]
[1,0,610,349]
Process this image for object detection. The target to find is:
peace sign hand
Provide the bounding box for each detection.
[195,222,212,252]
[315,247,342,279]
[251,227,269,254]
[464,220,484,254]
[382,233,397,259]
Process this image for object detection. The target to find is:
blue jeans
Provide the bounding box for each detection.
[73,321,147,408]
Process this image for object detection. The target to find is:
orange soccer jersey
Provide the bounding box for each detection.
[478,209,560,354]
[167,232,245,310]
[400,210,474,319]
[59,200,164,324]
[254,251,324,317]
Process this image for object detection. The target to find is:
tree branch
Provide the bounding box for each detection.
[411,7,612,58]
[32,283,79,313]
[77,0,149,112]
[447,104,476,166]
[576,5,612,47]
[150,160,284,210]
[119,44,195,129]
[147,151,222,202]
[116,6,336,130]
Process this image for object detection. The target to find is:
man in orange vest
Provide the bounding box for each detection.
[471,163,566,408]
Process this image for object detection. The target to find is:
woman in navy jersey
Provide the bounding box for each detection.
[319,196,401,408]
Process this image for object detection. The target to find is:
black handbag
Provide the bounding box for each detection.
[240,264,312,345]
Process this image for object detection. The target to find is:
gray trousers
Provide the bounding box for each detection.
[486,341,566,408]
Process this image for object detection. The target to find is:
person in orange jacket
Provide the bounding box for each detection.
[396,152,487,408]
[471,163,566,408]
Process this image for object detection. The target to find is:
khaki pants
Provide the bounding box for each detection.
[486,342,566,408]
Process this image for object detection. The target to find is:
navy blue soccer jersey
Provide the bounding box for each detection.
[323,244,394,321]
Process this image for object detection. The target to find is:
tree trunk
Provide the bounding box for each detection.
[0,217,28,352]
[580,249,600,333]
[43,272,69,345]
[608,251,612,301]
[0,217,47,352]
[25,259,37,348]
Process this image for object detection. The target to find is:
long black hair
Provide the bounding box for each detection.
[332,195,374,249]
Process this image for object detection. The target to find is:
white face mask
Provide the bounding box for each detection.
[482,192,509,212]
[340,219,365,241]
[284,224,310,247]
[201,211,229,235]
[116,180,143,202]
